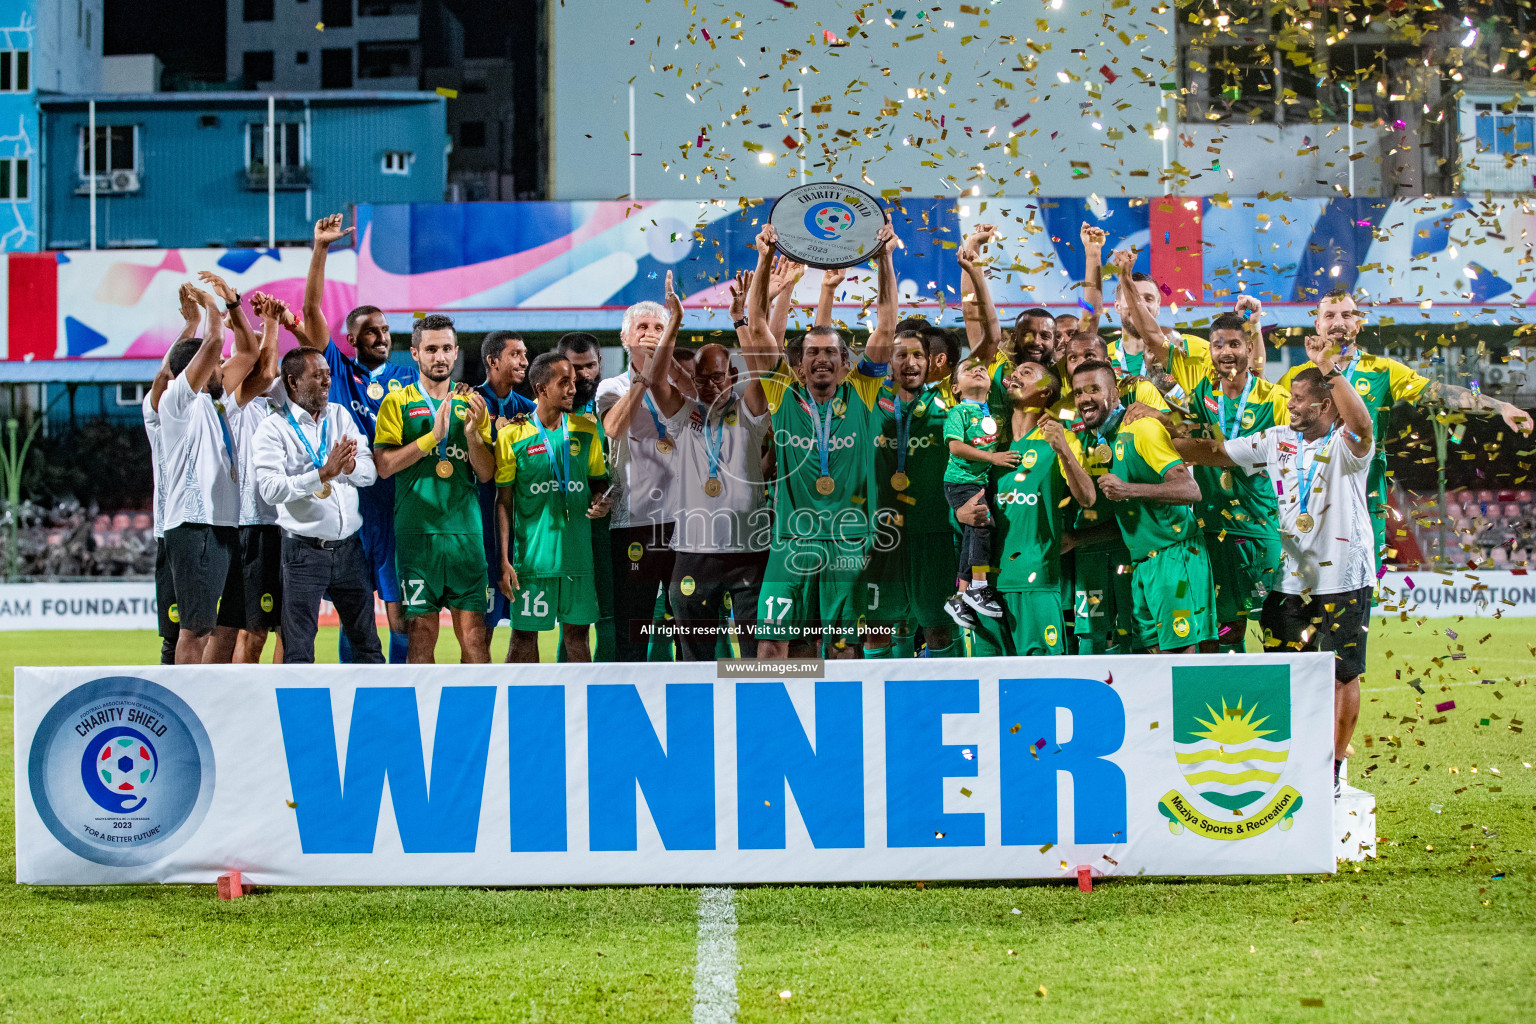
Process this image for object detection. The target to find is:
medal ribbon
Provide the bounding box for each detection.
[1092,404,1125,459]
[1295,425,1337,520]
[417,386,453,463]
[212,398,237,480]
[536,413,572,508]
[894,393,917,477]
[805,389,838,479]
[1340,348,1362,389]
[702,398,729,482]
[284,407,331,473]
[643,392,668,442]
[1215,372,1256,440]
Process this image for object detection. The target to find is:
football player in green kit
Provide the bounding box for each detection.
[741,219,899,660]
[962,362,1098,656]
[1071,359,1216,653]
[863,329,958,659]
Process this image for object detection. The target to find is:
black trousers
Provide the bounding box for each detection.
[154,541,177,664]
[668,549,769,661]
[610,522,676,662]
[944,481,991,579]
[279,532,384,664]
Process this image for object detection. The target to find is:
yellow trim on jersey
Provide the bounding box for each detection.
[763,364,885,413]
[1276,350,1428,404]
[1126,416,1182,476]
[493,412,606,486]
[1108,331,1209,368]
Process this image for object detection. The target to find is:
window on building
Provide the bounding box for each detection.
[77,125,138,176]
[0,50,30,92]
[381,150,413,175]
[320,0,353,28]
[243,50,275,84]
[321,47,353,89]
[0,158,28,200]
[296,51,309,65]
[247,122,307,169]
[359,0,421,14]
[116,383,147,407]
[1474,102,1536,156]
[357,40,415,80]
[459,120,486,148]
[244,0,274,21]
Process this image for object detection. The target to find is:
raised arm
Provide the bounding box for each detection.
[813,266,845,328]
[1171,435,1238,468]
[648,271,685,416]
[238,294,283,405]
[180,288,226,395]
[300,213,353,351]
[603,275,680,436]
[739,226,784,380]
[199,271,257,400]
[1040,419,1096,508]
[958,223,1001,363]
[1235,294,1266,380]
[1078,223,1106,336]
[461,388,495,482]
[865,217,899,367]
[766,254,805,345]
[1110,247,1168,367]
[1422,379,1535,434]
[174,282,201,343]
[1313,345,1374,458]
[1098,460,1201,505]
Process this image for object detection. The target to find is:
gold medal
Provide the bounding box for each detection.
[981,416,997,434]
[704,478,723,497]
[891,472,910,491]
[316,482,332,499]
[1014,472,1027,482]
[1093,443,1111,465]
[816,475,836,495]
[367,381,384,400]
[1220,469,1233,491]
[435,459,454,479]
[657,438,674,455]
[495,415,509,432]
[1295,512,1315,533]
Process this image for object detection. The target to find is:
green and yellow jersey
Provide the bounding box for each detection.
[1106,416,1201,561]
[762,364,885,542]
[993,425,1084,592]
[1107,331,1209,377]
[1169,349,1288,540]
[943,399,1003,486]
[1277,349,1427,518]
[873,382,951,533]
[374,383,486,538]
[493,412,607,578]
[938,349,1013,433]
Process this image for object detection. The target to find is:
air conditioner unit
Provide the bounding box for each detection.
[109,170,140,193]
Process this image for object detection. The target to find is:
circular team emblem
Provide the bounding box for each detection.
[1355,379,1371,395]
[388,379,403,392]
[455,406,467,420]
[1241,409,1256,430]
[628,542,644,563]
[768,182,887,269]
[1173,614,1191,638]
[260,593,274,613]
[1044,624,1059,648]
[1114,439,1126,461]
[1022,449,1038,469]
[167,603,179,624]
[28,677,215,867]
[680,576,696,596]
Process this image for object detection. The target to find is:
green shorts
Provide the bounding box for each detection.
[1207,532,1280,624]
[510,574,600,631]
[865,528,957,630]
[1072,543,1134,654]
[396,534,488,618]
[758,536,870,643]
[1130,540,1217,651]
[969,590,1066,657]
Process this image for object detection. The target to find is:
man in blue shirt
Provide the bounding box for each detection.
[475,329,536,657]
[300,213,419,663]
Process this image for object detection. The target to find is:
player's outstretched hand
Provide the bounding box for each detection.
[314,213,353,249]
[1501,401,1534,434]
[1109,247,1137,276]
[1121,401,1161,425]
[1080,222,1107,254]
[1235,294,1262,319]
[989,449,1022,468]
[729,270,751,321]
[955,490,991,526]
[499,561,519,600]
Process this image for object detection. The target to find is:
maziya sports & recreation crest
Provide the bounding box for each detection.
[28,677,215,867]
[1157,666,1303,840]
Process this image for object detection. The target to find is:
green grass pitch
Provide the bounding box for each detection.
[1,623,1532,1023]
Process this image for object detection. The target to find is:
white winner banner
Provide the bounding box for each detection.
[15,656,1336,886]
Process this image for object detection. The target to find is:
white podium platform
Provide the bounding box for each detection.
[1334,760,1377,861]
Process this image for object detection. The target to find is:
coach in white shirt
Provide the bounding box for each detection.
[252,347,383,664]
[598,298,683,660]
[1177,359,1375,798]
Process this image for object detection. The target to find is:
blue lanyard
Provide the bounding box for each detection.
[703,398,729,481]
[1295,426,1337,517]
[211,398,236,477]
[284,407,330,470]
[1340,349,1361,388]
[894,392,918,475]
[537,413,571,496]
[806,390,838,477]
[417,387,451,461]
[643,392,668,441]
[1215,373,1256,440]
[1092,404,1125,454]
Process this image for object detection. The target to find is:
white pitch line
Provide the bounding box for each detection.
[691,886,739,1024]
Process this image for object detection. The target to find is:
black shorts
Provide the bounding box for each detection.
[163,523,241,635]
[1260,586,1372,682]
[231,524,283,631]
[154,539,177,640]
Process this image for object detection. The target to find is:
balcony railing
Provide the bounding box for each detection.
[243,164,312,190]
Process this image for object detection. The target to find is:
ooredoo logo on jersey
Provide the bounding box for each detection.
[28,677,215,867]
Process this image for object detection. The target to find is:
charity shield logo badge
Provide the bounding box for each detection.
[804,201,857,240]
[29,677,215,866]
[1157,665,1302,840]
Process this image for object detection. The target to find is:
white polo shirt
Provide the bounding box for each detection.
[663,392,772,553]
[141,394,167,539]
[595,372,677,531]
[1224,423,1375,596]
[158,375,240,530]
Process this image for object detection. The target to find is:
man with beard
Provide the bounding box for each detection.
[1072,359,1216,653]
[598,298,681,662]
[495,352,613,663]
[962,362,1097,656]
[555,332,616,660]
[155,287,254,663]
[251,347,382,664]
[1277,288,1534,565]
[372,314,495,663]
[475,330,536,657]
[1105,256,1208,379]
[617,273,772,660]
[1176,363,1376,798]
[299,213,419,664]
[743,219,898,659]
[863,329,958,658]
